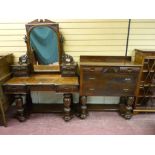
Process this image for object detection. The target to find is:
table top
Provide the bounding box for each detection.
[80,61,142,67]
[3,74,79,86]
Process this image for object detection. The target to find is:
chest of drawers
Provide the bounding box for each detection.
[79,56,142,119]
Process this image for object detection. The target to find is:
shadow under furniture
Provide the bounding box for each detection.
[2,19,79,122]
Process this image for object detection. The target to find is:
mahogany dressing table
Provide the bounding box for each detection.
[2,20,79,122]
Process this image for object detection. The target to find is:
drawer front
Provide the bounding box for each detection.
[56,85,78,92]
[120,67,140,73]
[81,66,139,96]
[82,85,135,96]
[12,65,29,71]
[30,85,55,91]
[13,71,30,77]
[3,85,27,94]
[83,73,138,88]
[82,66,140,74]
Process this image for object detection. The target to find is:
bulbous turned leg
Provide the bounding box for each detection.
[80,96,88,119]
[63,94,72,122]
[124,97,134,119]
[15,95,26,122]
[119,96,134,120]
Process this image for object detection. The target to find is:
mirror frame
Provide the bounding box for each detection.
[25,19,63,73]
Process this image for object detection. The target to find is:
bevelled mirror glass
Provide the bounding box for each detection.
[25,19,62,72]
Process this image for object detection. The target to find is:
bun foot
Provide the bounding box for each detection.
[80,114,87,119]
[64,116,72,122]
[124,114,132,120]
[17,116,26,122]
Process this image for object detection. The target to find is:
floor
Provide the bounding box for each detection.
[0,111,155,135]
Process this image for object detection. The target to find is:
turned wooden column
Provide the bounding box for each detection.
[80,96,88,119]
[15,95,26,122]
[63,94,72,121]
[119,96,134,119]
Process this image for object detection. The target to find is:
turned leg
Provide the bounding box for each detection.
[124,97,134,119]
[63,94,72,122]
[15,95,26,122]
[119,96,134,119]
[80,96,88,119]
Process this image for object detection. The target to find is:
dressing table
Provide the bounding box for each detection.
[2,19,79,122]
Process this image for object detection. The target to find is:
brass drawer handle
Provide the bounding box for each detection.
[127,69,132,72]
[123,88,129,92]
[89,88,95,91]
[124,78,131,81]
[89,69,95,72]
[89,77,96,80]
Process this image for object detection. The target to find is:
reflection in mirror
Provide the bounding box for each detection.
[30,26,59,65]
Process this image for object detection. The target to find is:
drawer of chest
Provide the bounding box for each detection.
[3,85,27,94]
[81,85,135,96]
[82,73,138,86]
[56,85,78,92]
[120,67,140,73]
[82,66,140,74]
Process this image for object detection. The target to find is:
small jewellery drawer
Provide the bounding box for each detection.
[12,65,28,71]
[56,85,78,92]
[3,85,27,94]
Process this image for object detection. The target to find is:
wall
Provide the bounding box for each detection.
[0,19,155,104]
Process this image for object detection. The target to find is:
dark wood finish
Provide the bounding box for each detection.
[61,62,78,77]
[25,19,63,73]
[3,74,79,122]
[11,63,31,77]
[0,54,14,126]
[1,20,79,123]
[80,56,142,119]
[63,94,72,121]
[15,95,26,122]
[134,49,155,113]
[79,96,88,119]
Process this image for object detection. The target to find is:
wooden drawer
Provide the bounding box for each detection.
[3,85,27,94]
[120,67,140,73]
[30,85,55,91]
[83,73,138,87]
[82,66,140,74]
[56,85,78,93]
[82,84,135,96]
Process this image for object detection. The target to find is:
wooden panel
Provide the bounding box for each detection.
[66,51,125,56]
[59,22,128,28]
[60,28,127,35]
[0,30,25,35]
[64,40,126,46]
[0,41,25,47]
[64,34,127,40]
[64,46,125,52]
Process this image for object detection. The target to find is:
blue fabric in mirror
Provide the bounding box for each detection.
[30,26,59,65]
